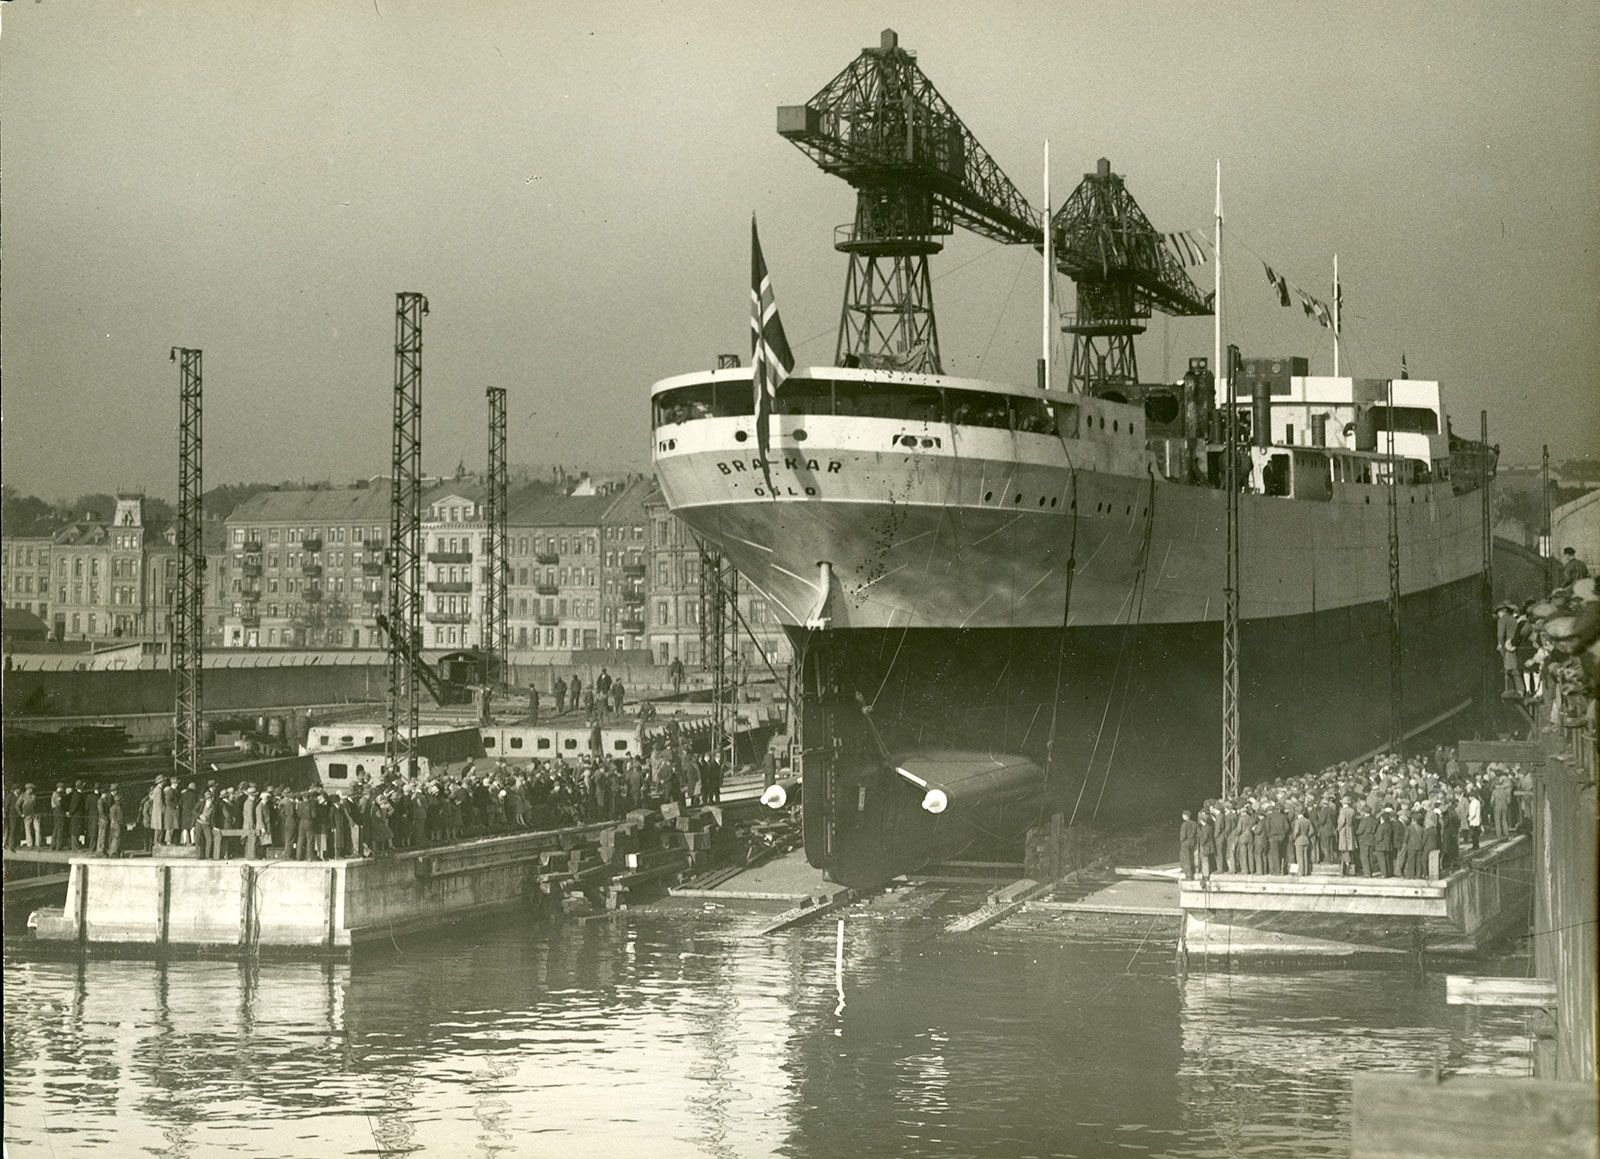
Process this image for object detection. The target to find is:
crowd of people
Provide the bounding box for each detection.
[1176,744,1532,882]
[1,745,734,862]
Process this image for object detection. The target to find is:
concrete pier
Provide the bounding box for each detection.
[1179,834,1530,957]
[27,822,620,957]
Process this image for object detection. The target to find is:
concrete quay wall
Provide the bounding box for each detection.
[33,825,612,957]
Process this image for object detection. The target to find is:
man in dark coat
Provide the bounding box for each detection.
[553,676,568,714]
[1312,798,1338,865]
[1265,803,1291,874]
[1177,810,1198,879]
[294,793,316,861]
[1374,808,1399,876]
[1356,807,1379,876]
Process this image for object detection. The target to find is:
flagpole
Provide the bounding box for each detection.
[1213,161,1222,409]
[1333,252,1340,377]
[1042,139,1052,392]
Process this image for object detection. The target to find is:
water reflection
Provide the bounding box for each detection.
[3,912,1530,1158]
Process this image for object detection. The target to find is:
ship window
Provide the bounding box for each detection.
[1011,397,1056,435]
[510,736,524,749]
[537,738,551,750]
[774,379,833,417]
[948,391,1008,429]
[484,736,495,748]
[1370,405,1437,434]
[613,739,629,751]
[564,738,579,750]
[326,763,349,780]
[835,382,944,423]
[652,380,753,426]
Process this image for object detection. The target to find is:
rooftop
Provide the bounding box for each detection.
[227,486,392,525]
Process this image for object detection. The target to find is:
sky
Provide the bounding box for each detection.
[3,1,1597,502]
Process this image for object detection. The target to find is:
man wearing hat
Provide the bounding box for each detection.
[19,783,41,849]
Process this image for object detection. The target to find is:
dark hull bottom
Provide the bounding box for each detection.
[794,575,1487,887]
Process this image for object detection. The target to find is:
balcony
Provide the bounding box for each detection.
[535,552,559,566]
[426,610,471,625]
[621,563,647,578]
[242,562,263,578]
[301,563,323,577]
[619,619,646,634]
[361,560,384,576]
[362,588,384,604]
[304,587,324,603]
[242,540,263,554]
[535,612,559,626]
[240,613,261,628]
[301,537,323,552]
[622,591,645,608]
[428,551,473,564]
[535,582,559,596]
[428,581,472,593]
[242,587,261,602]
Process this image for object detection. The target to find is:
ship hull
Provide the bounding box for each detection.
[651,368,1491,887]
[792,573,1483,886]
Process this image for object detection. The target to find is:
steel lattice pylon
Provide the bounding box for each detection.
[1221,344,1242,800]
[484,386,509,677]
[1387,379,1404,749]
[387,293,427,779]
[836,249,940,374]
[171,347,204,785]
[698,545,741,766]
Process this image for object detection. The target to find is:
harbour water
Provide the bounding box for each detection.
[2,901,1533,1158]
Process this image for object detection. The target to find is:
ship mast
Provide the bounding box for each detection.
[1218,162,1242,802]
[1041,140,1053,392]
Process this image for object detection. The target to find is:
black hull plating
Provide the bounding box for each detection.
[795,574,1486,887]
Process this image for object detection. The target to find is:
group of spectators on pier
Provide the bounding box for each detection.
[1176,744,1532,883]
[2,744,733,863]
[534,668,629,723]
[1498,558,1597,731]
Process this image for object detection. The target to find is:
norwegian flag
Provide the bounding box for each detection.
[751,217,794,496]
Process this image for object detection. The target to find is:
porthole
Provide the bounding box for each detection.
[1050,497,1059,508]
[1113,420,1120,433]
[1013,493,1023,504]
[734,430,748,443]
[1038,496,1046,507]
[792,429,807,442]
[983,490,993,502]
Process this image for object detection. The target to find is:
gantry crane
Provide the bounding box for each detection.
[780,31,1210,390]
[778,29,1039,375]
[1052,158,1212,395]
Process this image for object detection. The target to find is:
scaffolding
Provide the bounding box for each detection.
[698,545,741,766]
[1221,344,1242,800]
[386,293,427,778]
[484,386,509,678]
[171,347,204,785]
[1387,377,1404,749]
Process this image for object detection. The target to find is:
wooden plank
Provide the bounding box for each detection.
[947,878,1056,934]
[1352,1073,1596,1158]
[668,888,809,902]
[1446,976,1558,1008]
[751,890,854,936]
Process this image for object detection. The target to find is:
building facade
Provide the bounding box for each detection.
[1,533,56,625]
[221,487,391,648]
[641,482,790,672]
